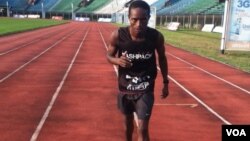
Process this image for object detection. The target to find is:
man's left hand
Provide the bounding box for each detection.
[161,84,169,99]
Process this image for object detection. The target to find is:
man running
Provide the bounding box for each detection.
[107,1,169,141]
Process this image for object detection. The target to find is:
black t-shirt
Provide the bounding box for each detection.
[116,26,159,94]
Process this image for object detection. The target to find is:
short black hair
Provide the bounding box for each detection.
[128,0,150,17]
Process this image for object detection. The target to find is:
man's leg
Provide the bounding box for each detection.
[118,93,135,141]
[137,119,150,141]
[135,93,154,141]
[125,114,134,141]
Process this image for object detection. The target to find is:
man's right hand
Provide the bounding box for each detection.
[118,51,133,68]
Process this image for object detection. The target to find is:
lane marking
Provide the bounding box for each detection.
[0,28,68,56]
[154,103,198,108]
[157,67,231,125]
[0,23,68,43]
[0,38,42,56]
[167,52,250,95]
[98,27,118,75]
[30,28,90,141]
[0,30,76,83]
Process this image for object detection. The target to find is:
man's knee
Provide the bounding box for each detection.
[137,120,149,133]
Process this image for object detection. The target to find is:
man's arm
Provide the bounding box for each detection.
[106,30,132,68]
[156,32,169,99]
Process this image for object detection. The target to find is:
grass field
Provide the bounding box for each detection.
[157,27,250,73]
[0,18,68,36]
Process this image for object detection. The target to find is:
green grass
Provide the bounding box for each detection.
[157,27,250,73]
[0,18,68,36]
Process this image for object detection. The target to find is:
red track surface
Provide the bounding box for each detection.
[0,22,249,141]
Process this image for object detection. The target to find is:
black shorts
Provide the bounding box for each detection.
[117,92,154,120]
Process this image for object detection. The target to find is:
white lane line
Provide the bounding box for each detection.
[0,28,67,56]
[157,67,231,125]
[154,103,198,108]
[167,52,250,95]
[0,38,42,56]
[98,28,118,75]
[30,28,89,141]
[0,30,76,83]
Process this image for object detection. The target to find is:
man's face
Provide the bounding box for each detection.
[129,8,149,35]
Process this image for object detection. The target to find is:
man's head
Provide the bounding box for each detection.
[128,0,150,18]
[128,0,150,36]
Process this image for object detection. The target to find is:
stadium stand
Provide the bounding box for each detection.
[203,2,225,15]
[0,0,225,15]
[164,0,181,7]
[182,0,218,14]
[27,0,39,5]
[124,0,135,8]
[0,0,29,11]
[78,0,94,7]
[50,0,83,13]
[27,0,58,12]
[0,0,7,5]
[76,0,111,13]
[96,0,157,14]
[157,0,224,15]
[151,0,167,11]
[48,0,111,13]
[95,0,129,14]
[157,0,197,15]
[0,0,225,26]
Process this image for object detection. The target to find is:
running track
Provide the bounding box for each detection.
[0,22,249,141]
